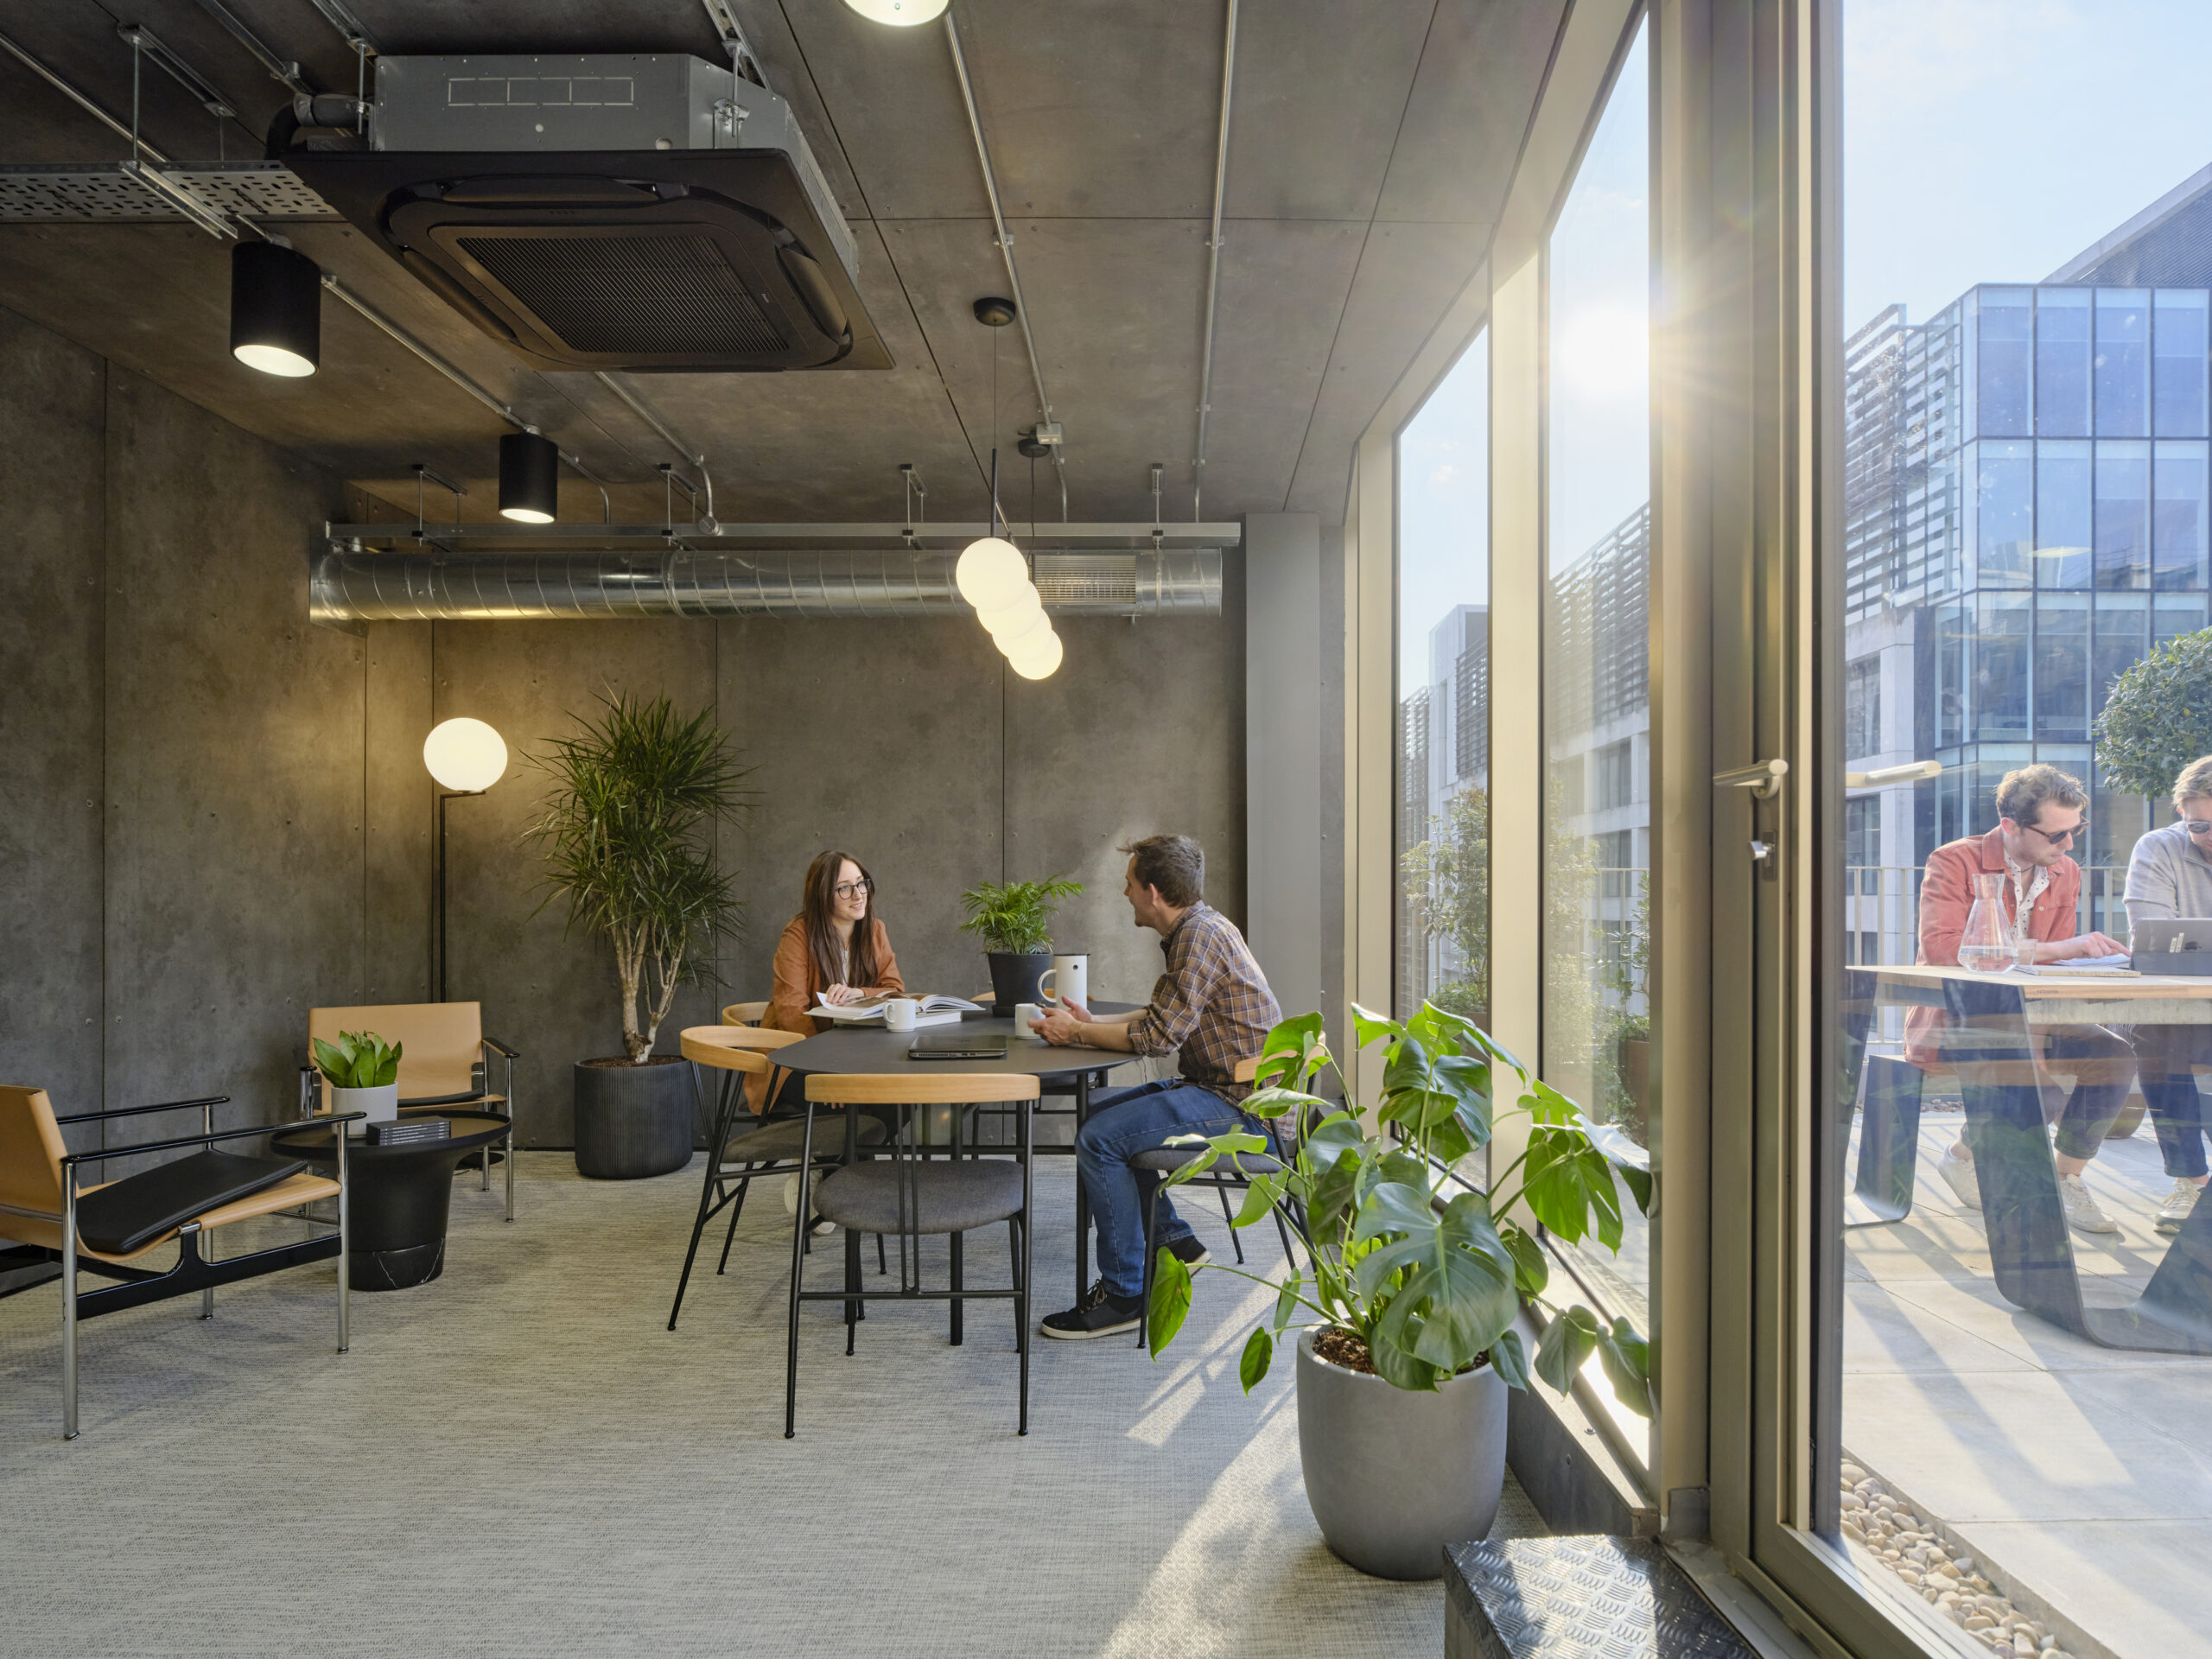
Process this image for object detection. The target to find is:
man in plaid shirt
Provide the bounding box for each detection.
[1030,834,1281,1339]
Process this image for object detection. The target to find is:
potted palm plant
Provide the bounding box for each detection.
[958,874,1083,1010]
[1147,1001,1653,1580]
[525,691,751,1179]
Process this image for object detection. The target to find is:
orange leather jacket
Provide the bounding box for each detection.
[747,916,904,1111]
[1903,828,2081,1065]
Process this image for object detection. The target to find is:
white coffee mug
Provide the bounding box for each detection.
[1038,953,1088,1011]
[1014,1001,1047,1040]
[884,997,918,1033]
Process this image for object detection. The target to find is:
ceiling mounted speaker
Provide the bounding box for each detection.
[230,241,321,377]
[844,0,950,23]
[499,432,560,524]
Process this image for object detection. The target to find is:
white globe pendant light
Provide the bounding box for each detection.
[979,585,1045,635]
[423,717,508,792]
[991,607,1052,657]
[1008,630,1064,681]
[956,536,1029,608]
[842,0,948,22]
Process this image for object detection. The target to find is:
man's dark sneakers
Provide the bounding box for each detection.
[1041,1280,1143,1339]
[1166,1234,1211,1269]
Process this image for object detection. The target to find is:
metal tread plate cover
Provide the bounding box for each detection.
[1444,1535,1752,1659]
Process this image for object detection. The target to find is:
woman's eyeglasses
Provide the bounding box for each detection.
[833,879,875,899]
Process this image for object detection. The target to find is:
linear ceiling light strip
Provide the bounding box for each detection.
[1192,0,1239,522]
[942,12,1068,522]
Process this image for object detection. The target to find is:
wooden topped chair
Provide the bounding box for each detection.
[787,1072,1039,1438]
[721,1001,769,1027]
[0,1084,352,1439]
[668,1027,889,1331]
[304,1002,518,1221]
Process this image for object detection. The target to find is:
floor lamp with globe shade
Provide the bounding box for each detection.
[423,717,507,1003]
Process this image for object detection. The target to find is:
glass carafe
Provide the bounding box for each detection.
[1957,872,2020,972]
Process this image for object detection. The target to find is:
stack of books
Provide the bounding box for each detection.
[367,1118,450,1147]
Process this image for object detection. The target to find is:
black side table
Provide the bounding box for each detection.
[271,1111,511,1290]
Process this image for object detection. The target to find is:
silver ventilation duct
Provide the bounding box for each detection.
[310,547,1221,624]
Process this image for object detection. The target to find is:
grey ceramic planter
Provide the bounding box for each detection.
[1295,1328,1509,1580]
[573,1058,692,1179]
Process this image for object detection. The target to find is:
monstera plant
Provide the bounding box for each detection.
[1145,1001,1652,1579]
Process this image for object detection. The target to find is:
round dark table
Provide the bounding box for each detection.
[771,1005,1145,1298]
[271,1111,511,1290]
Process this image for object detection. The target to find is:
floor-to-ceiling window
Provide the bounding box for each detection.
[1395,334,1491,1028]
[1819,6,2212,1656]
[1544,19,1652,1346]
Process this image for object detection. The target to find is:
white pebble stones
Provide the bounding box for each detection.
[1838,1463,2073,1659]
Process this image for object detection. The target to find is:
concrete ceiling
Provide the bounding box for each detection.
[0,0,1564,527]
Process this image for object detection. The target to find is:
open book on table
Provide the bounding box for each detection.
[808,993,983,1025]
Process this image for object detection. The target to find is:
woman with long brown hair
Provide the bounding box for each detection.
[748,849,904,1113]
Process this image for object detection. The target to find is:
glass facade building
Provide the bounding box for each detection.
[1842,215,2212,951]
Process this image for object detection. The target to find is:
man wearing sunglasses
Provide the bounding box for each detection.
[2122,754,2212,1235]
[1906,764,2133,1235]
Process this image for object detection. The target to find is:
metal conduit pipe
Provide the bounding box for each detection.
[593,372,716,531]
[320,276,620,521]
[943,12,1069,522]
[0,27,173,162]
[310,548,1222,624]
[1192,0,1239,522]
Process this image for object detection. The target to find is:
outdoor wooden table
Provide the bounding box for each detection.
[1843,964,2212,1354]
[770,1004,1146,1301]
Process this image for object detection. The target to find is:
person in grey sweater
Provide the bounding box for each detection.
[2123,753,2212,1234]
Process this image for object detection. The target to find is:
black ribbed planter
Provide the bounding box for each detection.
[986,950,1050,1012]
[573,1057,692,1179]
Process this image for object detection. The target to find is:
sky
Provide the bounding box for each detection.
[1399,1,2212,702]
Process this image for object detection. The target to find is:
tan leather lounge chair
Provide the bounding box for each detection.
[303,1002,518,1221]
[0,1084,351,1440]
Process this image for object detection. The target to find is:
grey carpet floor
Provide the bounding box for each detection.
[0,1154,1542,1658]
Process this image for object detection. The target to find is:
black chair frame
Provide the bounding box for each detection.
[668,1058,890,1330]
[785,1090,1033,1438]
[0,1095,356,1440]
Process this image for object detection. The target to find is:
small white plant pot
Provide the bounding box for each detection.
[330,1083,400,1135]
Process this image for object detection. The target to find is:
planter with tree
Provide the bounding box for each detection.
[958,874,1083,1010]
[1147,1001,1653,1580]
[526,691,751,1179]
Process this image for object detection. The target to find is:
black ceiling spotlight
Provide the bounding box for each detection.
[230,240,321,378]
[972,296,1017,327]
[499,431,560,524]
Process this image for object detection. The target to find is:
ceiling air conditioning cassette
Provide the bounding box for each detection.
[288,54,889,373]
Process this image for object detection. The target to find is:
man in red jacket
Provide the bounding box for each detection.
[1907,764,2130,1233]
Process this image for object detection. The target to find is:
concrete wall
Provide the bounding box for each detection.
[0,302,391,1164]
[1245,513,1324,1023]
[0,303,1250,1157]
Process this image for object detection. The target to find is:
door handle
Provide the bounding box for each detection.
[1714,758,1789,800]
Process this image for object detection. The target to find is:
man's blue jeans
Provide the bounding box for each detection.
[1077,1079,1255,1299]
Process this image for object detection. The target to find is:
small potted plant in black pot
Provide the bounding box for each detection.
[958,874,1083,1011]
[526,691,751,1179]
